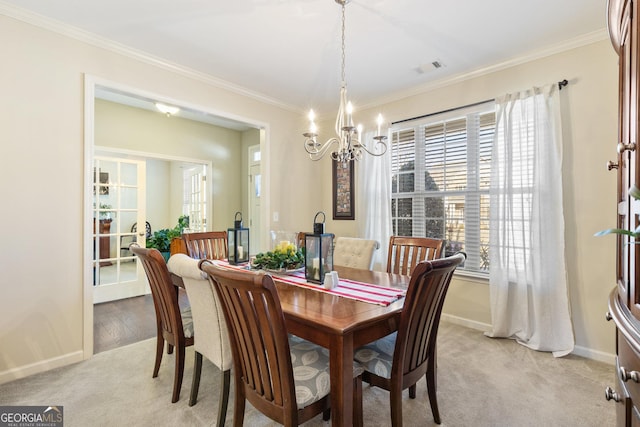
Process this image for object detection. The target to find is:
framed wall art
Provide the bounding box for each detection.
[333,159,354,220]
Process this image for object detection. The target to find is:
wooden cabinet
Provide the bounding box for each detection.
[94,219,112,266]
[608,0,640,425]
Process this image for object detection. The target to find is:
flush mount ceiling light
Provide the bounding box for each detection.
[155,102,180,117]
[303,0,387,163]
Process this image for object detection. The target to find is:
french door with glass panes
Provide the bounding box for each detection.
[93,156,148,303]
[183,164,207,232]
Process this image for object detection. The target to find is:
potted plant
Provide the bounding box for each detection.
[146,215,189,261]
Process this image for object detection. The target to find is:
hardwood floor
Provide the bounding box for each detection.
[93,290,189,354]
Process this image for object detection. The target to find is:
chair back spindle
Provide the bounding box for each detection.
[387,236,445,275]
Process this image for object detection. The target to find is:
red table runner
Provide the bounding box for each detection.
[209,260,405,306]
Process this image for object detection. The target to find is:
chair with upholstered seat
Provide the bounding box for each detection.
[129,243,194,403]
[333,237,380,270]
[386,236,445,275]
[167,254,232,425]
[182,231,228,260]
[354,252,466,426]
[200,261,364,427]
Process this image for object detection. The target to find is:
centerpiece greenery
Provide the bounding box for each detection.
[251,241,305,271]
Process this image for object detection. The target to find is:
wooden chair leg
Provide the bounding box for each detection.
[409,384,417,399]
[153,335,164,378]
[167,343,174,354]
[217,369,231,427]
[189,352,203,406]
[171,345,185,403]
[389,385,403,427]
[426,357,441,424]
[233,384,246,427]
[353,376,363,427]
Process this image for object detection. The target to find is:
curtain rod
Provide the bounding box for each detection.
[391,79,569,126]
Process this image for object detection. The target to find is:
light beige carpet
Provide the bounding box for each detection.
[0,321,615,426]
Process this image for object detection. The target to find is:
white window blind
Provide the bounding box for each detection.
[391,102,495,274]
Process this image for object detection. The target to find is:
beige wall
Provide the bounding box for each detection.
[316,39,619,360]
[0,9,619,383]
[0,13,318,382]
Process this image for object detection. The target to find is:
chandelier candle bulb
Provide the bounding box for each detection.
[377,114,384,136]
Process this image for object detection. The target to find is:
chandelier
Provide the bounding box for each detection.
[303,0,387,163]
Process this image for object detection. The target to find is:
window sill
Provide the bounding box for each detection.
[454,269,489,283]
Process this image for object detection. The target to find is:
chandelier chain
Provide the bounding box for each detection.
[341,1,346,87]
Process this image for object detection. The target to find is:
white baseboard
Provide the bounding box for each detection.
[441,313,492,332]
[572,345,616,365]
[441,314,616,365]
[0,350,84,385]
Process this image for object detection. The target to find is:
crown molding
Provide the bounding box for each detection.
[0,1,300,113]
[1,1,610,116]
[365,28,610,110]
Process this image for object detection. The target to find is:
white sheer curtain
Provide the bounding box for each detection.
[357,130,392,271]
[486,84,574,357]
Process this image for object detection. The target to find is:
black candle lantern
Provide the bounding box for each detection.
[305,212,334,284]
[228,212,249,265]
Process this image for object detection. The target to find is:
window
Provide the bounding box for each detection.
[391,102,495,275]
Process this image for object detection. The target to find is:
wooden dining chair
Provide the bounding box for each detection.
[354,252,466,426]
[167,254,232,425]
[182,231,228,260]
[129,244,194,403]
[200,261,364,427]
[386,236,445,275]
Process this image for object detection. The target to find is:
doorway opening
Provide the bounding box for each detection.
[84,75,270,358]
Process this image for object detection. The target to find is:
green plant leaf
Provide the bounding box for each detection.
[630,184,640,200]
[594,228,639,237]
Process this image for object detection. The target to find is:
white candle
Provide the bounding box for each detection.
[312,258,319,269]
[377,113,384,136]
[308,110,316,134]
[346,102,353,126]
[237,246,244,259]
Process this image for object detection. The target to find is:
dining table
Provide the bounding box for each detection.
[173,262,410,427]
[272,265,410,427]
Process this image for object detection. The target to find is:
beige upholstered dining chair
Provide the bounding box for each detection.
[200,261,364,427]
[354,252,466,426]
[333,237,380,270]
[182,231,228,260]
[167,254,232,426]
[129,244,194,403]
[386,236,445,275]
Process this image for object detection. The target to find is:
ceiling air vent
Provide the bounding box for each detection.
[416,60,445,74]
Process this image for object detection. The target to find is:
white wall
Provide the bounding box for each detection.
[316,39,619,361]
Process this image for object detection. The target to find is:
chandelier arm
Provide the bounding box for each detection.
[356,136,388,157]
[304,136,343,160]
